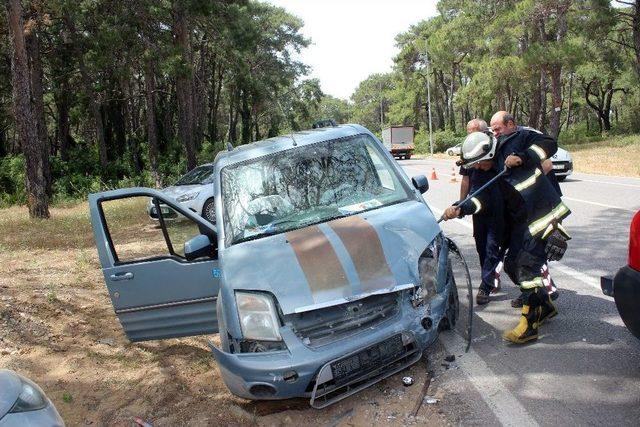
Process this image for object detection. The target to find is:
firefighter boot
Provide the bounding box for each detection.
[538,294,558,325]
[503,304,540,344]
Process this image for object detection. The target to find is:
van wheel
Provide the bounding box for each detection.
[202,198,216,223]
[406,154,412,160]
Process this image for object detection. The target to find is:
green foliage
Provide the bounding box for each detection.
[0,155,26,207]
[414,129,464,154]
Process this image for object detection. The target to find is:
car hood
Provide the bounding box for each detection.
[552,147,571,161]
[0,370,21,418]
[220,200,441,314]
[159,185,202,199]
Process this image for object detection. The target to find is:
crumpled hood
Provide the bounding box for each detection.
[220,200,440,314]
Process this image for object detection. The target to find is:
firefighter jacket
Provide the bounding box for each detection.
[459,128,571,240]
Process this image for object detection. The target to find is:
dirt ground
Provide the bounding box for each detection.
[0,202,472,426]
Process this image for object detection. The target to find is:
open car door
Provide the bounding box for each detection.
[88,187,220,342]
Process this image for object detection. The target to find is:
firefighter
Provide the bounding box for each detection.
[459,119,504,305]
[490,112,561,307]
[443,128,571,344]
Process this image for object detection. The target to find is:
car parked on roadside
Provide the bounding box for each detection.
[601,210,640,340]
[0,370,64,427]
[89,124,459,408]
[446,143,461,157]
[147,163,216,223]
[551,147,573,181]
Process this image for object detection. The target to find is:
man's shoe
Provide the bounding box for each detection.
[550,290,559,301]
[511,294,524,308]
[476,288,491,305]
[538,297,558,325]
[503,305,539,344]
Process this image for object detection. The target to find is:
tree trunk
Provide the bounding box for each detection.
[565,72,573,130]
[172,1,197,170]
[240,90,252,144]
[144,57,162,187]
[55,82,72,161]
[25,20,51,198]
[549,64,562,138]
[529,78,542,129]
[6,0,49,218]
[539,67,548,132]
[632,2,640,79]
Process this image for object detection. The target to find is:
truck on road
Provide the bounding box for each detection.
[382,126,414,160]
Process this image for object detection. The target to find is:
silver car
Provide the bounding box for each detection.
[147,163,216,222]
[0,370,64,426]
[89,124,458,408]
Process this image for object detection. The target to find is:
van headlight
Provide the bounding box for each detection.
[176,191,199,202]
[412,233,444,307]
[236,292,282,341]
[9,375,48,413]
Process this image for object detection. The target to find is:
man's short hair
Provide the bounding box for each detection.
[467,118,489,133]
[501,113,516,126]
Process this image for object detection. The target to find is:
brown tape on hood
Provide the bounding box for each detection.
[286,225,349,296]
[328,216,395,290]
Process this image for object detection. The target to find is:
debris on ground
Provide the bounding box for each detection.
[402,376,414,386]
[411,371,433,417]
[424,396,439,405]
[444,354,456,363]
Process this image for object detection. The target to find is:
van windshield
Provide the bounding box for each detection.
[221,134,412,245]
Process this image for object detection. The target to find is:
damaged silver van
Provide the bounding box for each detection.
[89,124,459,408]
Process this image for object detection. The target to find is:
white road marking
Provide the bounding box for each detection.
[562,196,636,212]
[551,263,601,291]
[440,331,539,427]
[576,177,640,188]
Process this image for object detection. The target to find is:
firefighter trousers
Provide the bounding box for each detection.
[503,224,549,304]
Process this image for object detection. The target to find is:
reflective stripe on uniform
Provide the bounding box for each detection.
[520,277,544,289]
[514,168,542,192]
[529,202,570,236]
[529,144,547,160]
[542,223,555,239]
[471,197,482,214]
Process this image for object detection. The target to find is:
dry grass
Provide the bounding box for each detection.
[0,201,253,426]
[564,135,640,177]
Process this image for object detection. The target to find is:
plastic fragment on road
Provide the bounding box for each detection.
[402,376,414,386]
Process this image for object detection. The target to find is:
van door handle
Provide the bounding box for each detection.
[110,272,134,281]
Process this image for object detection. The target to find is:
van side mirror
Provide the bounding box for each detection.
[412,175,429,194]
[184,234,215,261]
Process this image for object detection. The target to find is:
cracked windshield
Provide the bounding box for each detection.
[221,134,411,244]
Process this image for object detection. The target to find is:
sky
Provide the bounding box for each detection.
[264,0,438,100]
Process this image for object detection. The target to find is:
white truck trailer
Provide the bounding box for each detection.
[381,126,415,159]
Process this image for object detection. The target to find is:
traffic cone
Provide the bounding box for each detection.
[450,167,458,183]
[430,168,438,180]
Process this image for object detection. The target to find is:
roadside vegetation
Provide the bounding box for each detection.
[2,1,640,214]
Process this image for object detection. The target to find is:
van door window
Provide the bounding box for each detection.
[100,196,214,264]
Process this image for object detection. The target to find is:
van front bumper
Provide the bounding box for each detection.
[209,292,449,405]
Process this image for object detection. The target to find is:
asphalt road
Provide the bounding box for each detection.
[399,157,640,426]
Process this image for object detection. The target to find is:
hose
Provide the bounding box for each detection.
[446,237,473,352]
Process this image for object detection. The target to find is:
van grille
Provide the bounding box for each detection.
[287,292,399,347]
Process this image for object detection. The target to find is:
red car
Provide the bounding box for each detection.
[601,210,640,339]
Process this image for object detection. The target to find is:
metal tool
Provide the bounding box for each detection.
[437,166,509,223]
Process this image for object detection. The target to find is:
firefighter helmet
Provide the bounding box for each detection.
[459,131,497,169]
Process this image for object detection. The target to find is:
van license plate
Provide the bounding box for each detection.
[331,334,404,381]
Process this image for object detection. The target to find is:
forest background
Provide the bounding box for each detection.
[1,0,639,218]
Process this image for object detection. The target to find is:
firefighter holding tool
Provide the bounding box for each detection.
[442,127,571,344]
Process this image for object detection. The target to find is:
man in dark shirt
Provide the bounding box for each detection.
[459,119,504,305]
